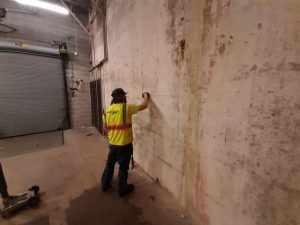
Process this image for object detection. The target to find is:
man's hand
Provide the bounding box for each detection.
[142,92,150,99]
[139,92,150,111]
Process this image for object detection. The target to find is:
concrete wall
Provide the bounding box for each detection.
[90,7,105,66]
[92,0,300,224]
[0,0,92,128]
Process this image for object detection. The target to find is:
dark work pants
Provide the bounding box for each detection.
[0,163,9,199]
[101,143,133,194]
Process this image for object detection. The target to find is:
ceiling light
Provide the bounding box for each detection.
[15,0,69,15]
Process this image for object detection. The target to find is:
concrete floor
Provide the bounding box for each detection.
[0,129,196,225]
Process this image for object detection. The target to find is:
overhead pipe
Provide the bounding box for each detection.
[0,40,59,57]
[6,8,37,15]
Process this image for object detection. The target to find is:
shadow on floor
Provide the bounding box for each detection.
[20,216,49,225]
[65,186,153,225]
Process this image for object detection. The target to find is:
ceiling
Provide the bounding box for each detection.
[64,0,91,11]
[50,0,91,14]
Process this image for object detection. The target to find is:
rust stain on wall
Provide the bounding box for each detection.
[166,0,176,44]
[180,39,186,59]
[226,0,231,7]
[209,57,216,68]
[258,23,263,29]
[172,39,187,66]
[289,62,300,71]
[218,43,226,55]
[249,65,258,72]
[258,62,273,74]
[202,0,212,44]
[276,59,285,71]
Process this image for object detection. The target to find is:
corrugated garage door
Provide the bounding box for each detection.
[0,52,70,138]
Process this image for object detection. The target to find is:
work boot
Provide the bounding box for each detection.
[2,198,10,208]
[119,184,135,198]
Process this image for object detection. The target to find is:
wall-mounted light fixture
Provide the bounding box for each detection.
[15,0,69,15]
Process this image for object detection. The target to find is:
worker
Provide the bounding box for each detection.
[101,88,150,197]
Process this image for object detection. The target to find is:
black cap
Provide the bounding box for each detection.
[111,88,127,97]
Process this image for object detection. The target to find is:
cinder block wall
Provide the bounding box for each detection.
[0,0,91,129]
[95,0,300,224]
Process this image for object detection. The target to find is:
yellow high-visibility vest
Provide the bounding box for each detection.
[103,103,139,146]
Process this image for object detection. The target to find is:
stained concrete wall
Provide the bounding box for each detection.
[90,9,105,66]
[92,0,300,224]
[0,0,92,128]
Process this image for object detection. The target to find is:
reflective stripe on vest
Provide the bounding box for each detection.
[106,123,132,131]
[106,103,131,131]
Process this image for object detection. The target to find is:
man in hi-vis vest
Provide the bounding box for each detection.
[101,88,150,197]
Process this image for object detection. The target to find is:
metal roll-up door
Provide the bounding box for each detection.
[0,52,70,138]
